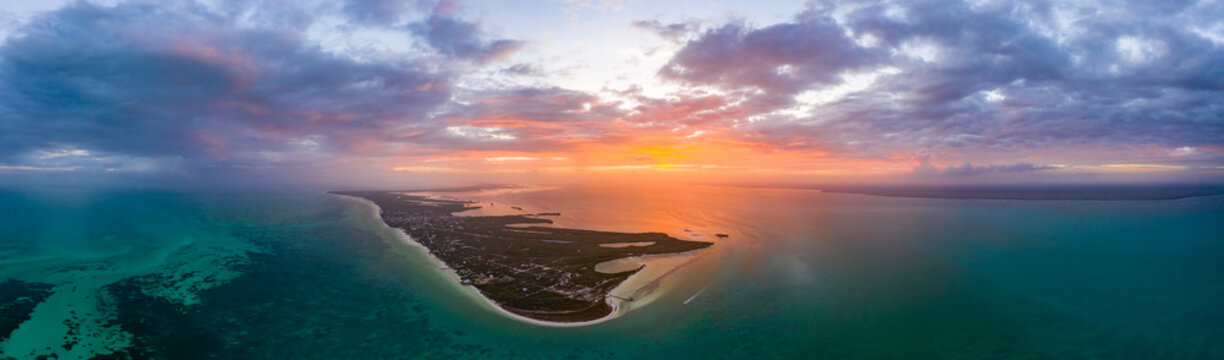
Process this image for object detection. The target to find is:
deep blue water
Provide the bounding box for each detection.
[1,185,1222,359]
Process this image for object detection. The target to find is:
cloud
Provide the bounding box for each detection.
[442,87,617,123]
[408,0,524,64]
[650,0,1224,167]
[631,20,698,42]
[499,63,536,75]
[343,0,417,25]
[0,165,78,172]
[559,0,625,11]
[1,0,1220,184]
[915,161,1057,177]
[660,9,882,96]
[0,0,555,179]
[413,87,628,151]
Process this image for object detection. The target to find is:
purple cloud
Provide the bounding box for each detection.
[0,0,494,173]
[408,0,523,64]
[632,20,699,42]
[651,0,1224,167]
[915,161,1058,177]
[660,8,882,96]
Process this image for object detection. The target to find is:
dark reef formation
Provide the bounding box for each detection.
[331,190,713,323]
[0,279,54,342]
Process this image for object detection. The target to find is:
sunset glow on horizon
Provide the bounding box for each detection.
[1,0,1222,187]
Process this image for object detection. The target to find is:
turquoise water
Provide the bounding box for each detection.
[1,185,1222,359]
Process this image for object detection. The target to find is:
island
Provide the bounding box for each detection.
[330,190,713,323]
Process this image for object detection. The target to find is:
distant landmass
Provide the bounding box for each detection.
[818,184,1224,201]
[330,190,712,323]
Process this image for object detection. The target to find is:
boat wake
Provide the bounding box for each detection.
[683,282,713,305]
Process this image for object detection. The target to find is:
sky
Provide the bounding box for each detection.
[1,0,1222,187]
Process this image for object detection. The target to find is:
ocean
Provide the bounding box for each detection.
[1,184,1221,359]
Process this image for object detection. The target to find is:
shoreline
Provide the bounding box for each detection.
[330,193,626,327]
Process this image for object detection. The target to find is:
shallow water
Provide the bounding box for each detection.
[1,184,1222,359]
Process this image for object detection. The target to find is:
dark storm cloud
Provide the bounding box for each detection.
[0,1,447,162]
[655,0,1224,163]
[0,0,535,174]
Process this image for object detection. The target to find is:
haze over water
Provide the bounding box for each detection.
[3,184,1221,358]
